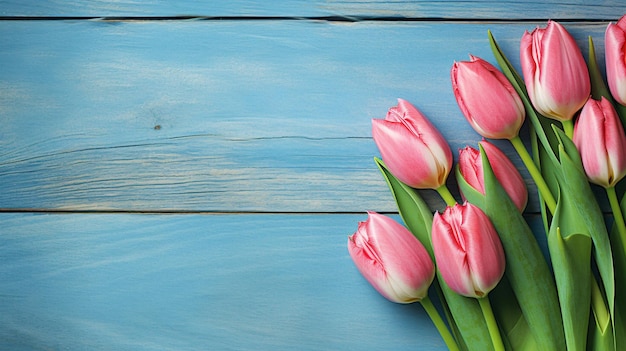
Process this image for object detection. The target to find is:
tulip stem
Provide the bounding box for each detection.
[478,296,505,351]
[421,296,460,351]
[436,185,457,207]
[561,119,574,140]
[509,136,557,215]
[606,186,626,249]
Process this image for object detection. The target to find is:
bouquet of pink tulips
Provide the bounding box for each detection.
[348,16,626,351]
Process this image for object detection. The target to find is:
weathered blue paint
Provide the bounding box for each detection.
[0,213,445,350]
[0,20,613,212]
[0,0,623,19]
[0,2,621,350]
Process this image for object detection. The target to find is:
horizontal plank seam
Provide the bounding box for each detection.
[0,208,586,216]
[0,16,613,23]
[0,208,399,215]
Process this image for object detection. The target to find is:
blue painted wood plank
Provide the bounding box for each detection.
[0,0,623,20]
[0,20,614,212]
[0,213,459,350]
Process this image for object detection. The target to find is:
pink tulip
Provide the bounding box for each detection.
[451,55,526,139]
[372,99,453,189]
[520,20,591,121]
[458,140,528,212]
[605,15,626,106]
[573,97,626,188]
[348,211,435,303]
[431,203,505,298]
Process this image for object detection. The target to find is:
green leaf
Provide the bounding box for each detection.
[529,124,553,236]
[547,227,592,351]
[587,278,615,351]
[489,275,538,351]
[456,146,566,350]
[610,193,626,349]
[551,128,615,322]
[374,157,434,255]
[533,128,617,349]
[588,36,612,102]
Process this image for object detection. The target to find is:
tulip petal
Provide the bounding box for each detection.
[479,140,528,211]
[432,203,505,299]
[348,212,435,304]
[605,22,626,105]
[574,97,626,187]
[452,57,525,139]
[372,119,442,189]
[458,146,485,195]
[521,21,590,121]
[372,100,452,189]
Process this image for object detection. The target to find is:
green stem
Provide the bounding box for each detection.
[436,185,457,207]
[478,297,505,351]
[562,119,574,140]
[510,135,557,215]
[421,296,460,351]
[607,185,626,250]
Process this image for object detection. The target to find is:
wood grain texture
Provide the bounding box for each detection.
[0,213,455,351]
[0,0,623,19]
[0,20,615,212]
[1,2,622,351]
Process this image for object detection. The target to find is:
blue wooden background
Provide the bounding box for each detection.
[0,1,623,350]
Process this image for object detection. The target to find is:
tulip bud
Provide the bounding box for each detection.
[605,15,626,106]
[458,140,528,212]
[520,20,591,121]
[451,55,525,140]
[372,99,453,189]
[431,203,505,298]
[573,97,626,188]
[348,211,435,303]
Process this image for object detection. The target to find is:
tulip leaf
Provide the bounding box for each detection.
[374,157,434,254]
[546,167,593,351]
[615,301,626,351]
[551,128,615,321]
[535,128,618,349]
[488,273,538,351]
[587,280,615,351]
[453,166,485,210]
[610,194,626,349]
[375,157,496,351]
[547,226,592,351]
[587,36,612,102]
[456,144,566,351]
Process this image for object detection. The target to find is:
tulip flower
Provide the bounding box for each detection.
[458,140,528,212]
[520,20,590,123]
[605,15,626,106]
[348,211,435,303]
[573,97,626,188]
[431,202,505,298]
[451,55,525,140]
[372,99,453,190]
